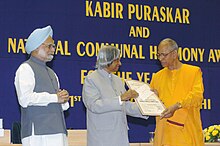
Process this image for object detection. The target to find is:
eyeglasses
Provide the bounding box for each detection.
[156,49,176,58]
[42,43,56,49]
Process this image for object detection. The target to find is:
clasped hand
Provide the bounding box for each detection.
[120,89,139,101]
[57,89,69,103]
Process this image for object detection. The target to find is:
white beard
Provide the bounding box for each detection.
[38,49,54,62]
[47,55,54,61]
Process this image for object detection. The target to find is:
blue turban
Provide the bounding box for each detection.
[25,25,53,54]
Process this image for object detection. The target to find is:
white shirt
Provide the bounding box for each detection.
[14,63,69,146]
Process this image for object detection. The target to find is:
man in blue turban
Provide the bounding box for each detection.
[14,25,70,146]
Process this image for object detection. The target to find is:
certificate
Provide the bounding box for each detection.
[125,79,166,116]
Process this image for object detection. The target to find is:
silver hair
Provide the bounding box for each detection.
[95,45,120,69]
[159,38,178,50]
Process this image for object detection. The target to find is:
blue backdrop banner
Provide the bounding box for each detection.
[0,0,219,142]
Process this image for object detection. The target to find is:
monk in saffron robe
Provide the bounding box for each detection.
[150,38,204,146]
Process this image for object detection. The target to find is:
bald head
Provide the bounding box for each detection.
[158,38,178,52]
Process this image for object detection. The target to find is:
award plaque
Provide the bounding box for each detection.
[125,79,166,116]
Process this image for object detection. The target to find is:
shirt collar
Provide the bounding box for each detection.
[97,69,112,79]
[30,56,46,67]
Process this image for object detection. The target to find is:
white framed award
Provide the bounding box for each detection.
[125,79,165,116]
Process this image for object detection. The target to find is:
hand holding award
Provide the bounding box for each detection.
[125,79,165,116]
